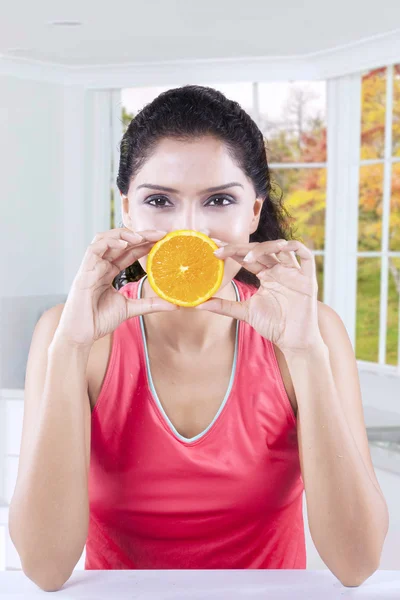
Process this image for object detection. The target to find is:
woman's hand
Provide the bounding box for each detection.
[196,239,322,353]
[54,228,179,349]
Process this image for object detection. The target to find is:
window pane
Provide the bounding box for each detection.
[358,164,384,252]
[387,257,400,366]
[393,64,400,157]
[390,162,400,252]
[360,67,386,160]
[356,257,381,362]
[272,168,326,251]
[257,81,326,163]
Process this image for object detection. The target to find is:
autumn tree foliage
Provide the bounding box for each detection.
[360,66,400,254]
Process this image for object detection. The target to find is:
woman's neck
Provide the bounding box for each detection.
[140,276,237,353]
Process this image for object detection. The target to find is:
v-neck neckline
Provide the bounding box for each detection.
[137,275,241,444]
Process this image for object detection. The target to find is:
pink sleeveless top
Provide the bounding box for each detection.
[85,275,305,570]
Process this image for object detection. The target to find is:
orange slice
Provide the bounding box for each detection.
[146,230,225,307]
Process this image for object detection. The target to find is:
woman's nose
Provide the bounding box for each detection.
[174,220,211,237]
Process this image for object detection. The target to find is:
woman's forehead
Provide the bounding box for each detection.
[134,138,247,189]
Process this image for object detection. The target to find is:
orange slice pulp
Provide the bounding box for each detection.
[146,230,225,307]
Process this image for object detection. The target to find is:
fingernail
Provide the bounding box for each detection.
[277,240,288,246]
[155,230,168,234]
[243,252,254,262]
[213,248,225,256]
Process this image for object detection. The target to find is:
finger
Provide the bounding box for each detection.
[83,236,153,276]
[210,238,230,248]
[246,247,300,270]
[125,296,180,319]
[83,238,130,271]
[129,229,168,242]
[214,239,287,260]
[91,228,143,245]
[273,241,313,275]
[250,241,300,270]
[213,242,259,258]
[215,240,303,276]
[103,239,153,268]
[243,251,281,269]
[99,230,168,269]
[214,243,281,272]
[244,241,302,271]
[216,249,280,270]
[195,297,248,321]
[111,240,157,272]
[92,228,167,245]
[211,239,265,272]
[221,252,280,275]
[87,229,157,265]
[279,249,302,270]
[242,240,289,263]
[271,248,294,267]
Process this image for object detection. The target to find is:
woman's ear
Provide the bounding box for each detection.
[120,193,132,228]
[250,197,264,234]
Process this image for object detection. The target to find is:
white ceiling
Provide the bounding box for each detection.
[1,0,400,68]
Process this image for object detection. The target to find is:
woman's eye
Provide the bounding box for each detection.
[206,195,234,207]
[146,196,172,208]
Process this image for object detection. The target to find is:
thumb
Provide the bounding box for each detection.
[195,297,248,321]
[126,297,180,319]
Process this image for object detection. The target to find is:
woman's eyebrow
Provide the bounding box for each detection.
[136,182,244,193]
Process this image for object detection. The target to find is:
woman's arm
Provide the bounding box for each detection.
[8,305,92,592]
[283,306,389,588]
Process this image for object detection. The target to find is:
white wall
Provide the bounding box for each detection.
[0,77,115,393]
[0,74,69,393]
[0,75,65,297]
[0,74,114,298]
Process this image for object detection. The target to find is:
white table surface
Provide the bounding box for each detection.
[0,570,399,599]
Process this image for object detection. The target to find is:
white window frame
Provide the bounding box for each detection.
[357,65,400,374]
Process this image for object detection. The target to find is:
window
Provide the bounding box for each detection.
[255,81,327,304]
[356,65,400,366]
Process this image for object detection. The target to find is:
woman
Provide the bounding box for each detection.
[9,85,388,591]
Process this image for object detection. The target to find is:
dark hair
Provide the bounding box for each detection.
[113,84,296,290]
